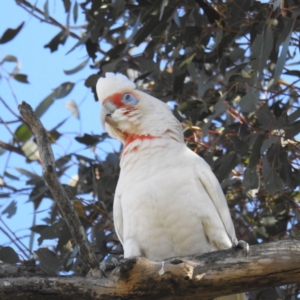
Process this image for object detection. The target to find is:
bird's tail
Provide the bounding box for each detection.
[215,293,246,300]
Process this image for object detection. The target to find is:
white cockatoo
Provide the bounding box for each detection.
[96,73,247,300]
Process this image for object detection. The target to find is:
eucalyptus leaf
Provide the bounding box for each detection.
[0,246,19,263]
[35,248,60,276]
[63,59,88,75]
[1,200,17,218]
[0,22,24,44]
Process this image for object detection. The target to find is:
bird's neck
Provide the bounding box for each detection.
[121,129,183,157]
[121,133,159,157]
[124,133,158,148]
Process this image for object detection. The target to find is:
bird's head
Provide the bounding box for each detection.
[96,73,183,145]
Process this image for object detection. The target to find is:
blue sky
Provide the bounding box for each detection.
[0,1,114,255]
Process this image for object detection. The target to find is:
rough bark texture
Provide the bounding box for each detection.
[1,239,300,299]
[18,101,99,273]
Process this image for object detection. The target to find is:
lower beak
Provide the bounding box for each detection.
[100,107,108,129]
[100,101,118,129]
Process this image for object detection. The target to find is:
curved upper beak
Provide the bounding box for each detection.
[100,101,118,129]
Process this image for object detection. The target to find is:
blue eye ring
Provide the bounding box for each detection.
[122,93,139,105]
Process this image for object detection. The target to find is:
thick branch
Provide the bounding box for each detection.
[1,240,300,299]
[18,101,99,273]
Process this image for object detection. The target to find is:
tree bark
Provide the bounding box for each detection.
[1,239,300,299]
[18,102,100,274]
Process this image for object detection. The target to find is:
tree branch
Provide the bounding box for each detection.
[16,0,81,40]
[18,101,100,274]
[1,240,300,299]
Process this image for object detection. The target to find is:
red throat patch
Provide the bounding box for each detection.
[122,134,159,155]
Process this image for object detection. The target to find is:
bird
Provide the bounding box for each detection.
[96,72,247,300]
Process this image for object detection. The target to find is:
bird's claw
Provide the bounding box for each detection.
[99,257,120,274]
[232,238,249,255]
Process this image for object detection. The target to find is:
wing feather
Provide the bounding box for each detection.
[196,156,236,242]
[113,193,124,245]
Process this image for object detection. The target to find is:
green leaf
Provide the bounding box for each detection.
[273,19,293,85]
[159,0,168,21]
[0,55,18,64]
[44,30,68,52]
[35,93,54,118]
[15,168,40,179]
[13,73,29,83]
[55,154,72,168]
[34,220,64,245]
[56,222,72,252]
[251,25,273,76]
[66,33,89,55]
[134,16,161,46]
[63,58,88,75]
[243,166,260,191]
[48,129,62,143]
[249,134,264,168]
[123,13,141,54]
[283,69,300,78]
[0,246,19,263]
[288,108,300,123]
[44,0,49,20]
[202,96,226,136]
[0,148,6,156]
[73,1,78,23]
[239,88,259,113]
[229,136,248,156]
[93,226,107,256]
[260,135,279,154]
[216,152,241,182]
[62,0,71,12]
[15,123,32,142]
[53,82,75,99]
[75,134,100,146]
[262,156,284,194]
[35,248,60,276]
[4,171,19,180]
[179,53,196,68]
[0,22,24,44]
[2,200,17,218]
[85,74,100,88]
[257,104,281,130]
[285,120,300,139]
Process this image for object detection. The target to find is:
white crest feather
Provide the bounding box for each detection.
[96,72,136,103]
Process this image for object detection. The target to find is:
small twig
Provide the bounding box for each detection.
[0,96,21,119]
[18,101,100,275]
[0,218,31,259]
[0,140,24,156]
[16,0,81,40]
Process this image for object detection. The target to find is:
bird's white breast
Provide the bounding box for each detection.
[115,138,232,261]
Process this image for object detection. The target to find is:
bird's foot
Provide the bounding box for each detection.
[99,257,120,273]
[232,238,249,255]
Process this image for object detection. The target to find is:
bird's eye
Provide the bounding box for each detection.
[122,93,138,105]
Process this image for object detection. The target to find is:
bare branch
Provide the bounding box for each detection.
[1,240,300,299]
[0,141,23,156]
[17,101,100,274]
[0,217,31,259]
[16,0,81,40]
